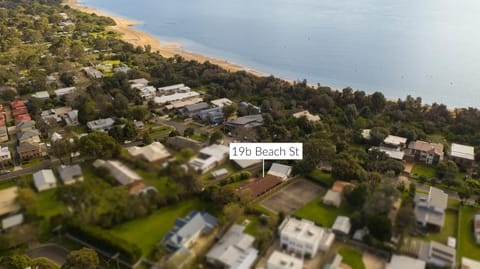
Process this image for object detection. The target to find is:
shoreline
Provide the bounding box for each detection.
[64,0,462,110]
[64,0,267,77]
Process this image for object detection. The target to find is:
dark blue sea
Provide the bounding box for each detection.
[80,0,480,108]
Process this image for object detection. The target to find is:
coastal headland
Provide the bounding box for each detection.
[64,0,267,77]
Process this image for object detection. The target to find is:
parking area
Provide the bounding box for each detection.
[260,179,323,214]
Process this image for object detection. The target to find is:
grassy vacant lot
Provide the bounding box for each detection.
[135,169,176,194]
[458,206,480,261]
[338,246,365,269]
[35,189,66,219]
[108,198,213,256]
[424,209,458,244]
[411,164,436,178]
[294,197,353,227]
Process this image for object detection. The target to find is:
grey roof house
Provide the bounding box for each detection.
[226,114,264,129]
[180,102,209,118]
[161,211,218,251]
[415,187,448,231]
[58,165,83,185]
[87,118,114,131]
[206,224,258,269]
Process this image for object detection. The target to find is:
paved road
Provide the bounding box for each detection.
[0,158,61,182]
[27,243,69,266]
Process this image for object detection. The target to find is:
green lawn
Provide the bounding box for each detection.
[457,206,480,261]
[135,169,176,194]
[108,198,213,256]
[35,189,66,219]
[308,169,333,187]
[200,161,239,183]
[149,124,174,137]
[0,180,16,190]
[424,209,458,244]
[294,196,353,227]
[338,247,365,269]
[447,198,460,210]
[411,164,436,178]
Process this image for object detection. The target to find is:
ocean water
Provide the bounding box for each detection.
[80,0,480,108]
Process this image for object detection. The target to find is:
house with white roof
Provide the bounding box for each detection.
[383,135,408,149]
[154,91,200,105]
[332,216,351,236]
[127,142,171,163]
[129,78,149,87]
[157,83,190,95]
[51,132,63,142]
[233,159,262,169]
[211,98,233,107]
[367,135,407,161]
[267,251,303,269]
[279,217,335,258]
[206,224,258,269]
[58,165,83,185]
[415,187,448,231]
[54,87,76,97]
[93,160,141,185]
[161,211,218,251]
[87,118,114,131]
[292,110,320,122]
[33,169,57,192]
[386,255,425,269]
[450,143,475,168]
[189,144,229,174]
[0,146,11,163]
[418,240,456,268]
[32,91,50,99]
[137,86,157,100]
[2,214,24,230]
[323,190,342,208]
[462,257,480,269]
[267,163,292,180]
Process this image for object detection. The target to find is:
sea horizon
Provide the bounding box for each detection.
[78,0,480,109]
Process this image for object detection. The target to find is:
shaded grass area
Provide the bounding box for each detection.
[411,164,436,178]
[35,189,66,219]
[423,209,458,244]
[108,198,214,256]
[294,196,353,227]
[338,246,365,269]
[307,169,333,187]
[458,206,480,261]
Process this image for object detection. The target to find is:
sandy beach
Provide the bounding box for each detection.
[64,0,266,77]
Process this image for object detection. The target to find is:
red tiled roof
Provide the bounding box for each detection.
[129,182,146,195]
[12,107,28,116]
[475,220,480,230]
[237,175,282,197]
[331,180,353,193]
[409,140,444,155]
[10,100,25,109]
[15,114,31,122]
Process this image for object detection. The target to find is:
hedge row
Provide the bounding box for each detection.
[65,223,142,264]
